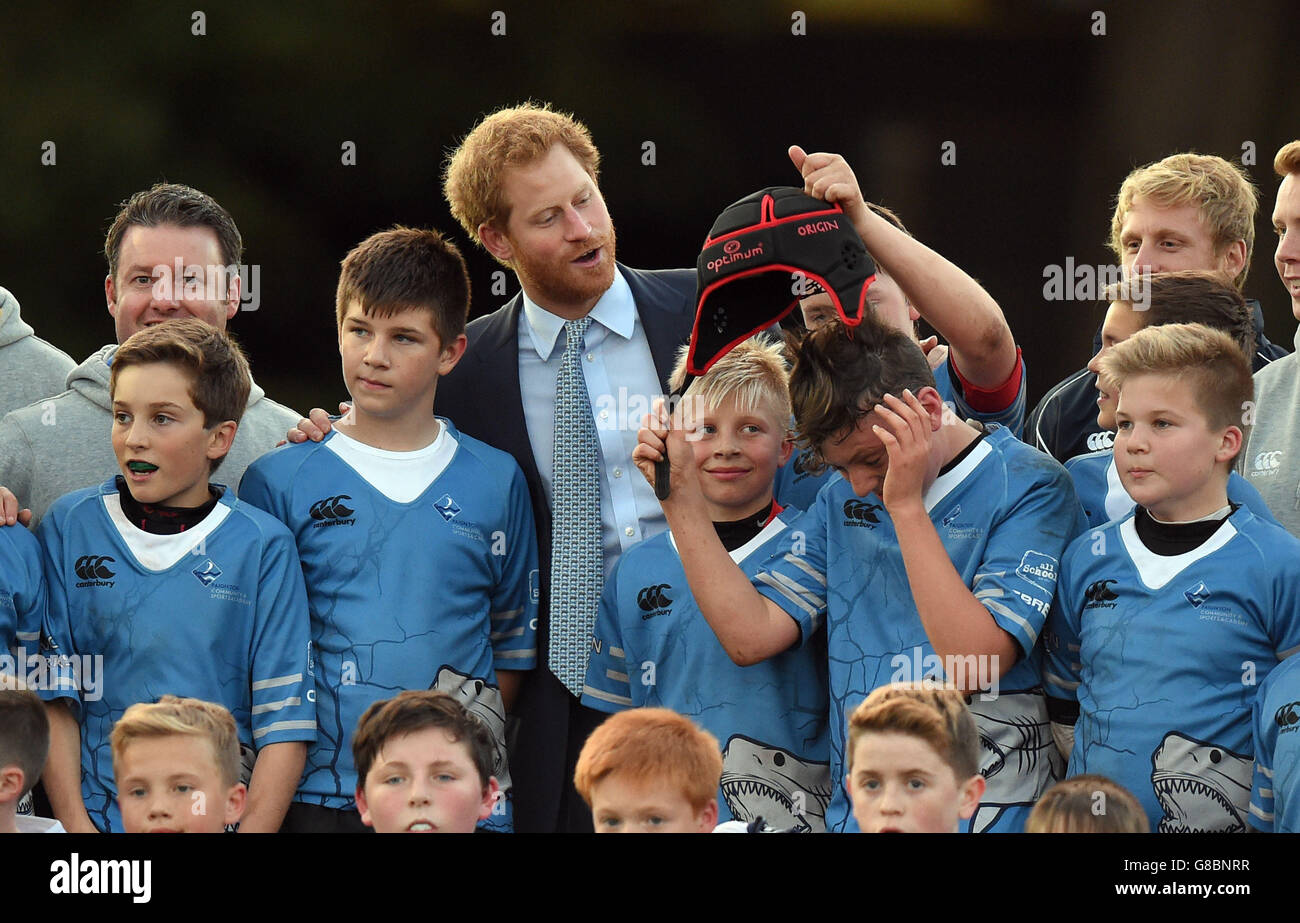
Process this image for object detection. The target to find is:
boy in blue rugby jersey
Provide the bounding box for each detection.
[1045,323,1300,832]
[1063,272,1274,527]
[638,164,1085,832]
[37,319,314,833]
[583,337,830,831]
[240,227,537,833]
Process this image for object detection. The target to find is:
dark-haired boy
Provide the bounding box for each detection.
[636,151,1084,833]
[352,690,500,833]
[1045,323,1300,832]
[240,227,537,833]
[0,684,63,833]
[37,318,314,833]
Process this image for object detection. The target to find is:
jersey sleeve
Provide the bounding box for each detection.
[33,508,80,709]
[237,456,289,523]
[248,525,316,748]
[1,526,47,659]
[1249,673,1278,832]
[753,501,828,647]
[1043,535,1090,704]
[488,465,538,671]
[974,468,1083,663]
[947,349,1026,437]
[581,562,634,713]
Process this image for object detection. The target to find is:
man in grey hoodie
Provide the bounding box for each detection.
[0,183,299,526]
[0,286,74,414]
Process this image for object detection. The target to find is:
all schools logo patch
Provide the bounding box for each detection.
[74,554,116,588]
[637,583,673,620]
[842,499,881,528]
[193,559,223,587]
[1015,551,1058,593]
[435,494,462,522]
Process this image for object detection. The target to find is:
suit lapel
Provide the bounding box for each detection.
[623,264,695,392]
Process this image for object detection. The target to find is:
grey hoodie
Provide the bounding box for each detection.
[0,344,300,526]
[0,287,75,414]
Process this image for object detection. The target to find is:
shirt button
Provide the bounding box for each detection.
[613,467,622,477]
[586,353,594,362]
[624,526,635,537]
[599,410,608,420]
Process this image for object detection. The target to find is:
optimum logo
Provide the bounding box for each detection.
[1083,579,1118,608]
[74,555,116,588]
[842,499,881,527]
[706,240,764,273]
[434,494,462,522]
[637,584,673,620]
[1275,701,1300,734]
[310,495,355,528]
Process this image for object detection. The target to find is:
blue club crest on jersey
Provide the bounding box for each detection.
[193,559,223,587]
[1184,581,1210,608]
[434,494,461,521]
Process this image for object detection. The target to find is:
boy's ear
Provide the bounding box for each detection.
[1216,424,1244,465]
[438,333,470,377]
[477,776,502,822]
[696,798,719,833]
[0,764,25,801]
[223,782,247,827]
[478,223,514,266]
[205,420,238,463]
[957,773,987,821]
[355,784,374,828]
[916,385,946,430]
[777,433,795,468]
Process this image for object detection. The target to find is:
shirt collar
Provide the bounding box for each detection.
[521,266,635,360]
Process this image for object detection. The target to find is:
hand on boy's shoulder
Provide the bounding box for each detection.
[0,485,32,528]
[285,402,352,445]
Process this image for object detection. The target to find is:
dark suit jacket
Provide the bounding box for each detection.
[436,263,696,830]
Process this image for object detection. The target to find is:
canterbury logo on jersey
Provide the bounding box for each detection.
[1252,450,1282,473]
[1086,431,1114,451]
[310,495,356,528]
[842,499,881,527]
[74,555,116,587]
[1083,578,1118,608]
[1275,700,1300,733]
[637,583,673,619]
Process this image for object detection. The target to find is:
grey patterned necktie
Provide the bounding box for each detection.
[549,317,602,696]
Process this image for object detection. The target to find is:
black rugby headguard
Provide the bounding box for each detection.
[655,186,877,498]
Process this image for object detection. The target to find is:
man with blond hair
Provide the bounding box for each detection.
[439,103,697,831]
[1027,152,1287,463]
[1240,141,1300,535]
